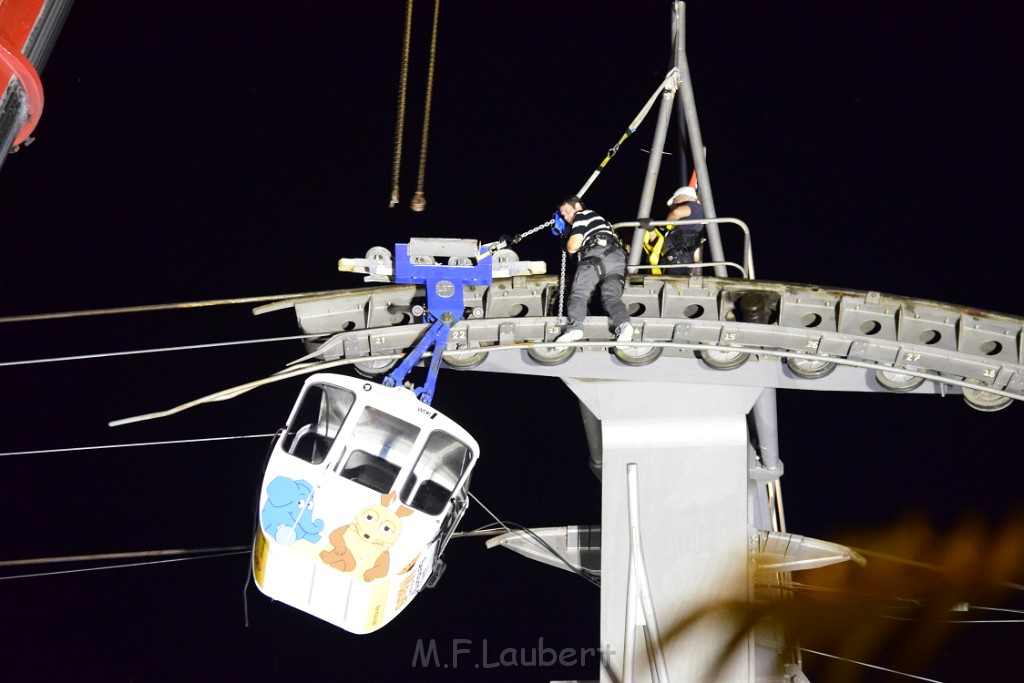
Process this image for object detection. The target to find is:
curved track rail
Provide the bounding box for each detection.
[257,274,1024,411]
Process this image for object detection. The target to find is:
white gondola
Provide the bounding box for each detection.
[252,372,479,634]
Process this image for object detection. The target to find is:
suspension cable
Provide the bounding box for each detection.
[467,492,599,587]
[780,580,1024,624]
[410,0,440,212]
[0,334,321,368]
[883,615,1024,624]
[0,291,345,324]
[850,546,1024,592]
[0,433,275,458]
[108,353,393,427]
[801,648,945,682]
[390,0,415,207]
[0,547,250,581]
[0,546,249,568]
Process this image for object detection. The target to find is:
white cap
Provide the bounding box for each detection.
[667,186,698,205]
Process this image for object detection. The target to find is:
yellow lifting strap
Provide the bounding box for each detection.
[642,230,667,276]
[389,0,441,212]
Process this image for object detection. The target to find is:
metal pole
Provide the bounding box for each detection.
[624,463,671,683]
[751,388,780,471]
[674,2,728,277]
[627,87,676,267]
[623,545,638,683]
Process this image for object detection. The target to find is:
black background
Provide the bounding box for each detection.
[0,2,1021,681]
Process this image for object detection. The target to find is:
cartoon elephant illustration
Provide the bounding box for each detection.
[320,491,413,581]
[261,476,325,545]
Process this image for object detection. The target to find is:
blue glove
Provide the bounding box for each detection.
[551,211,567,237]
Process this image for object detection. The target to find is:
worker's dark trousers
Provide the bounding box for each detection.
[565,248,630,333]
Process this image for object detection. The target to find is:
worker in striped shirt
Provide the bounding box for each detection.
[555,196,634,345]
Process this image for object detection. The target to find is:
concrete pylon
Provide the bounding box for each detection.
[564,379,766,682]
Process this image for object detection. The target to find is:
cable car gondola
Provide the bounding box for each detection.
[252,372,479,634]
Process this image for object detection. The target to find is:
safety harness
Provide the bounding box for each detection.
[643,223,706,275]
[578,228,625,284]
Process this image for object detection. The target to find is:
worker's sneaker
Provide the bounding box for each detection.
[615,322,634,344]
[556,328,584,343]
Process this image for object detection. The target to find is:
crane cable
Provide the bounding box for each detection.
[390,0,441,212]
[389,0,414,208]
[410,0,440,212]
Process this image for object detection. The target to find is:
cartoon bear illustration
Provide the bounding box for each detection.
[319,491,414,581]
[261,476,325,545]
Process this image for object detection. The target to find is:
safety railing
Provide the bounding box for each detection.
[613,217,755,280]
[626,260,749,279]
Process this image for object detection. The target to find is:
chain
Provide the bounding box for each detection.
[481,217,566,322]
[558,250,567,319]
[482,217,554,256]
[518,218,554,242]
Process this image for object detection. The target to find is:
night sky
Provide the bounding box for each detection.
[1,2,1021,681]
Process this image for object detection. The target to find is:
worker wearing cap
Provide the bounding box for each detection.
[643,186,707,276]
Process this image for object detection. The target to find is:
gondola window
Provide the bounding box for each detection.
[339,406,420,494]
[401,431,472,515]
[280,383,356,465]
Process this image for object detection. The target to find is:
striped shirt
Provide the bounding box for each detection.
[568,209,619,255]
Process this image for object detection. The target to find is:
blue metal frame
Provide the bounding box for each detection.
[383,243,493,405]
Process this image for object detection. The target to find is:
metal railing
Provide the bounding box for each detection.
[626,260,748,279]
[614,217,755,279]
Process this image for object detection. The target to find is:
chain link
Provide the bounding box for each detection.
[558,250,567,320]
[484,217,566,324]
[483,217,554,254]
[518,217,554,242]
[515,218,566,322]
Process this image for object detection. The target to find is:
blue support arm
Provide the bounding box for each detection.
[382,241,492,406]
